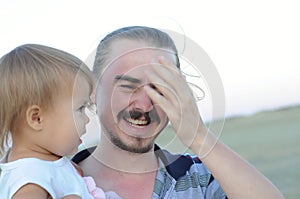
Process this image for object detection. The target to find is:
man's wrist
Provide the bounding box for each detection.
[190,129,218,159]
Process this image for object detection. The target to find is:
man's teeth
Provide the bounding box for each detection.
[127,118,148,125]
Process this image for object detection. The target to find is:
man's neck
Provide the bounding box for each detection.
[79,142,159,199]
[90,140,159,174]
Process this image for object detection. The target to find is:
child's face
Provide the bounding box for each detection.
[42,76,92,156]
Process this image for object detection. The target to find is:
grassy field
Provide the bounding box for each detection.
[156,105,300,199]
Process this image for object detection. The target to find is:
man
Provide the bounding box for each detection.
[73,26,283,199]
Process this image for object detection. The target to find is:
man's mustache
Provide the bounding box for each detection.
[117,107,161,124]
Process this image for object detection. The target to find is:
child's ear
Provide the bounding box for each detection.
[26,105,43,131]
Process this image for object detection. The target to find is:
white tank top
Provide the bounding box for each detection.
[0,156,93,199]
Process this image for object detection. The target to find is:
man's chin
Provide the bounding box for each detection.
[110,134,155,154]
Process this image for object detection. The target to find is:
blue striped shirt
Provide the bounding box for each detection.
[153,146,226,199]
[72,145,227,199]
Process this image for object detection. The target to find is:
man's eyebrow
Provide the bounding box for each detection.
[114,75,141,84]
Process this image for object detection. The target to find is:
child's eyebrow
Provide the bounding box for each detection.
[114,75,141,84]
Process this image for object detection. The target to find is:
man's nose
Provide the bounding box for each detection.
[131,88,153,112]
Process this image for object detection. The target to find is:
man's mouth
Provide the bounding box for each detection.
[125,117,149,127]
[117,108,160,128]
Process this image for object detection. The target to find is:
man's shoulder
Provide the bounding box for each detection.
[155,145,204,180]
[158,148,225,197]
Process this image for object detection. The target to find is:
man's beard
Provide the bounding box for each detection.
[108,107,162,153]
[108,131,157,154]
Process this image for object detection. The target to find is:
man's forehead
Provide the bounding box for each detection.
[109,39,177,65]
[109,50,176,75]
[103,41,177,81]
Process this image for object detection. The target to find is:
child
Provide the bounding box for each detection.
[0,44,120,199]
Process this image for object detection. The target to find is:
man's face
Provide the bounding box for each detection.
[96,39,177,153]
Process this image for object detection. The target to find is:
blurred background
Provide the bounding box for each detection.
[1,0,299,198]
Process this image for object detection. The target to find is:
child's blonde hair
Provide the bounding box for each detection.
[0,44,94,157]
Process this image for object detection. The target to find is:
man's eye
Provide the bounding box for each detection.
[149,83,163,96]
[119,85,136,90]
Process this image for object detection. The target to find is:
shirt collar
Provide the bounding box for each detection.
[154,144,194,180]
[72,144,195,180]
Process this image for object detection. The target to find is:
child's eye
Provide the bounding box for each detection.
[77,105,86,113]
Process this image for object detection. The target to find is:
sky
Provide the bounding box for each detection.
[1,0,300,119]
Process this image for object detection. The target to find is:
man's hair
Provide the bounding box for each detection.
[0,44,94,156]
[93,26,180,81]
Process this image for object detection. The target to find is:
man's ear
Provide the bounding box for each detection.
[26,105,43,131]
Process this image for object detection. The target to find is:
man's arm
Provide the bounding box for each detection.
[144,56,284,199]
[192,131,284,199]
